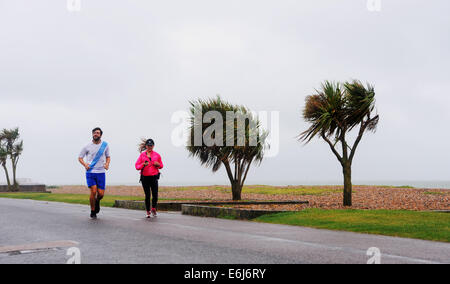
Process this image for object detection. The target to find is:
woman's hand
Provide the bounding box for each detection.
[153,161,160,168]
[144,161,149,166]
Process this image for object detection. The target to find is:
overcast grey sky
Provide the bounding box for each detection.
[1,0,449,186]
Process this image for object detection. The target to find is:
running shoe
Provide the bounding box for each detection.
[146,211,151,218]
[95,199,101,214]
[90,211,97,219]
[151,208,158,217]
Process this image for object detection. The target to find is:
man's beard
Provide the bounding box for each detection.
[93,136,101,142]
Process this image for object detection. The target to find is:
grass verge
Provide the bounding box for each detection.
[254,209,450,242]
[217,214,238,220]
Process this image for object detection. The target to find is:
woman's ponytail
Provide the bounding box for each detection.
[138,138,147,152]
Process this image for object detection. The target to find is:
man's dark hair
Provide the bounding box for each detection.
[92,127,103,136]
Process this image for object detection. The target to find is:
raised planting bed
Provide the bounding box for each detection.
[0,184,49,193]
[182,204,284,220]
[114,200,309,212]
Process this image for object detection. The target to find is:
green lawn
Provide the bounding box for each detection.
[0,193,198,208]
[254,209,450,242]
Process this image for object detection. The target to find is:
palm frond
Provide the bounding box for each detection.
[299,81,345,142]
[186,96,267,174]
[344,80,378,132]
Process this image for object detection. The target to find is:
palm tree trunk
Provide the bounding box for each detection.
[231,180,242,201]
[2,165,12,191]
[342,162,352,206]
[12,164,18,191]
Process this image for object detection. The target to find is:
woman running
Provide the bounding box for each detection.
[135,138,164,218]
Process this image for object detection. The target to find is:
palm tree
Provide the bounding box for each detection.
[299,80,379,206]
[187,96,268,200]
[0,144,12,191]
[1,128,23,191]
[10,140,23,191]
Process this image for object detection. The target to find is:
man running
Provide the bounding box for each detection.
[78,127,111,219]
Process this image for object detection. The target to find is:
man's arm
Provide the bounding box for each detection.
[78,157,90,171]
[78,146,90,171]
[104,146,111,170]
[104,157,111,170]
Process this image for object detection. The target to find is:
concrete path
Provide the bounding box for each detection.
[0,198,448,264]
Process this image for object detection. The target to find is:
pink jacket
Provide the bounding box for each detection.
[135,151,163,176]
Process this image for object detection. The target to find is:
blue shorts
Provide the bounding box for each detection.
[86,173,106,190]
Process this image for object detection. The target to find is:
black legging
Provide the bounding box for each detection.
[141,175,159,211]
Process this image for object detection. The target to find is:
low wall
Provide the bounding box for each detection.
[114,200,308,212]
[182,204,283,220]
[114,200,179,211]
[433,210,450,213]
[0,184,48,193]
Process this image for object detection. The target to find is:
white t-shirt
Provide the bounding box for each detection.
[79,141,111,173]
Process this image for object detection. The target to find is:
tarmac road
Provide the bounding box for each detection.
[0,198,448,264]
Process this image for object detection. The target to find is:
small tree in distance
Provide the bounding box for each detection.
[299,80,379,206]
[187,96,268,200]
[1,128,23,191]
[0,145,11,191]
